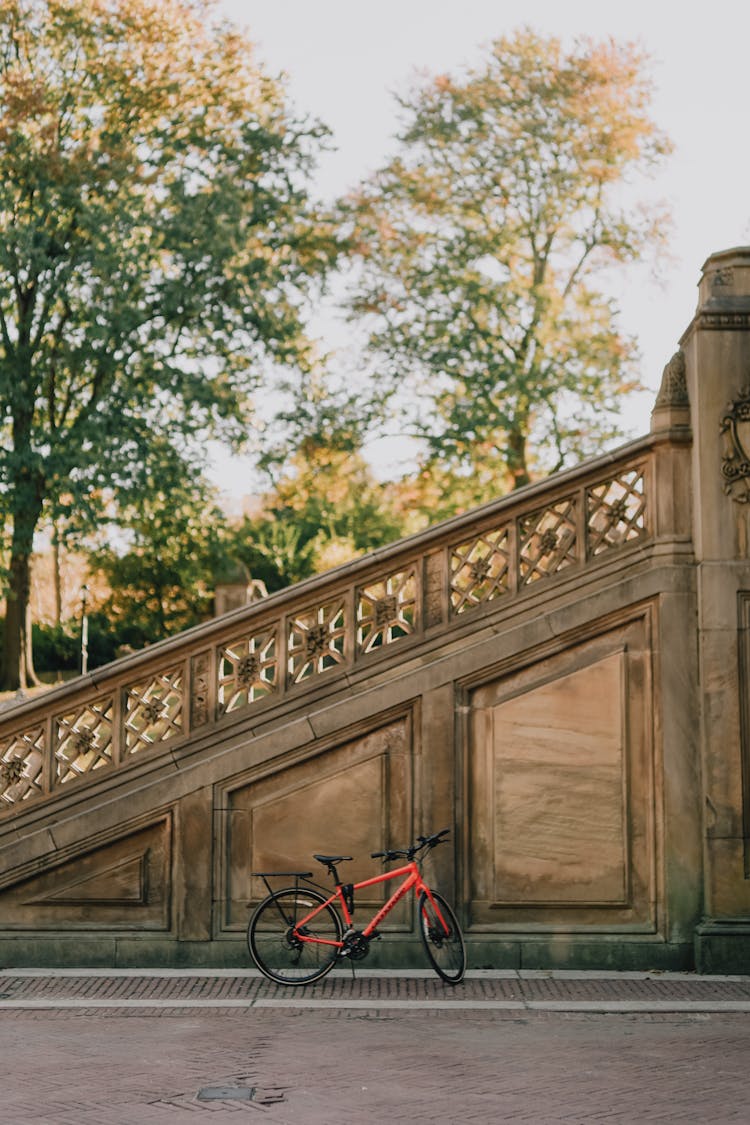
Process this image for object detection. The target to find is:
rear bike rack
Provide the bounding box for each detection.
[250,871,315,900]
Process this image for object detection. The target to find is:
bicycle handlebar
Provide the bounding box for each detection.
[371,827,450,863]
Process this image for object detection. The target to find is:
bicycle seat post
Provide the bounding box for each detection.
[313,852,352,886]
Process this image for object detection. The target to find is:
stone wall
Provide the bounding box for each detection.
[1,249,749,972]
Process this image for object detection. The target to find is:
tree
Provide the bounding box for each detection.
[231,368,407,588]
[252,444,406,583]
[91,467,229,646]
[0,0,339,688]
[343,29,672,502]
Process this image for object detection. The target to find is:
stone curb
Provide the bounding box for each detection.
[2,967,749,980]
[2,996,750,1013]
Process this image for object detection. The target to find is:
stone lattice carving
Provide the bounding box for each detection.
[0,726,46,807]
[218,629,277,715]
[587,469,648,555]
[654,350,689,409]
[450,526,511,614]
[519,500,577,585]
[124,668,184,755]
[288,600,347,683]
[721,386,750,502]
[357,569,417,653]
[55,697,115,784]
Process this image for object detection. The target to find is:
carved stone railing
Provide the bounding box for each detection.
[0,438,657,816]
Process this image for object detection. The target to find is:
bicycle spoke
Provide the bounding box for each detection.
[248,888,342,985]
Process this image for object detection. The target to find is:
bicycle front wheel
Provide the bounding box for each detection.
[248,887,343,985]
[418,889,466,984]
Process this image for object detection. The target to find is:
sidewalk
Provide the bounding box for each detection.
[1,970,749,1123]
[2,966,750,1013]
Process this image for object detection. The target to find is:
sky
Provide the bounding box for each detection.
[212,0,750,499]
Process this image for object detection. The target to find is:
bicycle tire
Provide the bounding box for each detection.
[418,889,466,984]
[247,886,342,985]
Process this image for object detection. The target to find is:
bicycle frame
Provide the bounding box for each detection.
[292,860,450,949]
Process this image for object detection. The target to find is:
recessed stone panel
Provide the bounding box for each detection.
[0,817,171,930]
[490,653,626,904]
[222,716,412,930]
[469,617,655,931]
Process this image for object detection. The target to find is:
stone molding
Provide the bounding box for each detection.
[697,311,750,331]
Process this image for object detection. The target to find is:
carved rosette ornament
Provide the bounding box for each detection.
[720,386,750,502]
[1,756,25,785]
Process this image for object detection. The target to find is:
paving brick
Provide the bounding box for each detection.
[1,973,749,1123]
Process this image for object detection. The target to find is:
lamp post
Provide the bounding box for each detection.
[80,584,89,676]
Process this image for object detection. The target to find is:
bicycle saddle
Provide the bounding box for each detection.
[313,853,352,865]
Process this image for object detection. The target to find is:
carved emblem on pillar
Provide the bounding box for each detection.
[720,386,750,502]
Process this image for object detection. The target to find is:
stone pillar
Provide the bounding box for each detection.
[649,351,702,964]
[679,247,750,970]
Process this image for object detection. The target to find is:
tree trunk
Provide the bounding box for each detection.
[1,509,43,692]
[53,522,63,628]
[507,425,530,490]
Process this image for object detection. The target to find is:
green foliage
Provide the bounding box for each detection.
[232,448,407,590]
[232,517,313,593]
[29,615,146,674]
[90,469,230,641]
[258,364,387,476]
[0,0,341,687]
[31,621,78,672]
[343,29,672,498]
[231,364,407,590]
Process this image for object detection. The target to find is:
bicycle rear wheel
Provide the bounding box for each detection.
[418,889,466,984]
[248,887,343,985]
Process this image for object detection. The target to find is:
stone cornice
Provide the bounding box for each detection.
[696,310,750,330]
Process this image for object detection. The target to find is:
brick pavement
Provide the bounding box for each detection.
[1,972,749,1123]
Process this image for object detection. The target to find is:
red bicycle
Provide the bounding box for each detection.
[247,828,466,985]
